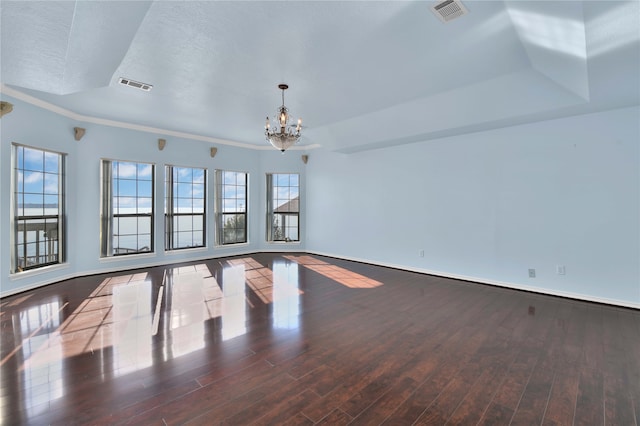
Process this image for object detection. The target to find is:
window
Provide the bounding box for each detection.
[267,173,299,242]
[165,165,206,250]
[12,144,65,272]
[100,160,154,256]
[215,170,247,245]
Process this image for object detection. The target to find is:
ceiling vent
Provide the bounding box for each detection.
[118,77,153,92]
[431,0,468,23]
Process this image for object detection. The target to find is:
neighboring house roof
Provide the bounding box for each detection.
[274,197,299,213]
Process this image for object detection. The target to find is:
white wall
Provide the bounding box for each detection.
[306,106,640,307]
[2,95,638,308]
[0,95,305,296]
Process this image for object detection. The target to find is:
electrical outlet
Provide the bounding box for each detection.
[419,249,424,257]
[557,265,566,275]
[528,268,536,278]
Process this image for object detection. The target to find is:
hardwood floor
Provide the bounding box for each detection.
[1,253,639,425]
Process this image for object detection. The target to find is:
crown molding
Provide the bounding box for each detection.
[0,84,321,151]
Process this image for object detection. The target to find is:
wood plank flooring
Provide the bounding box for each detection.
[1,253,639,425]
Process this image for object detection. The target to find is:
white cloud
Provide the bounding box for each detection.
[24,171,43,184]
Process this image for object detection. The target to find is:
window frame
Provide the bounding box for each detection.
[11,143,66,273]
[100,159,155,257]
[164,165,207,251]
[214,169,248,245]
[266,173,300,243]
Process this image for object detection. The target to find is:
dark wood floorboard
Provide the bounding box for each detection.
[1,252,639,425]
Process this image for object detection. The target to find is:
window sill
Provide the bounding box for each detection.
[99,252,157,264]
[215,242,251,249]
[10,262,71,280]
[165,246,208,256]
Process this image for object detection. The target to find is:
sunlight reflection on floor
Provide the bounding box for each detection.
[284,255,383,288]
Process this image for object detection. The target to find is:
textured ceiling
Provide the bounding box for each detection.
[1,1,638,152]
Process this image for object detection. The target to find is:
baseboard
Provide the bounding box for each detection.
[1,248,260,298]
[3,249,639,310]
[306,250,640,310]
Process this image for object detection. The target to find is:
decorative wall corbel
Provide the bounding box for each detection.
[74,127,86,141]
[302,154,309,164]
[158,138,167,151]
[0,101,14,118]
[210,147,218,158]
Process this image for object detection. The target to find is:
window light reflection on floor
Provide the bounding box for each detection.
[227,257,303,305]
[18,273,152,376]
[284,255,383,288]
[9,256,312,389]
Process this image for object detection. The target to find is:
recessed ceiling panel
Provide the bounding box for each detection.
[1,1,638,151]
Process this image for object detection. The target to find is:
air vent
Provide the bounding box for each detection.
[431,0,468,23]
[118,77,153,92]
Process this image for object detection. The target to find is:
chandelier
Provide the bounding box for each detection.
[265,83,302,152]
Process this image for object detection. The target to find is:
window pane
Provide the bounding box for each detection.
[23,148,44,171]
[116,216,136,235]
[223,185,237,199]
[177,231,192,248]
[116,180,137,197]
[12,146,64,272]
[137,198,152,213]
[193,169,204,183]
[175,167,191,182]
[276,174,289,186]
[138,216,151,234]
[193,215,203,231]
[223,199,236,212]
[24,193,43,209]
[138,163,153,179]
[223,172,235,185]
[287,228,298,241]
[216,170,247,245]
[276,187,290,199]
[177,198,193,213]
[177,215,193,232]
[24,172,44,194]
[138,180,152,197]
[177,182,192,198]
[44,195,58,212]
[290,187,299,200]
[115,162,136,179]
[164,165,206,250]
[44,152,58,173]
[223,228,236,244]
[138,234,151,251]
[275,200,288,212]
[193,198,204,213]
[192,183,205,199]
[267,173,299,242]
[44,173,58,194]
